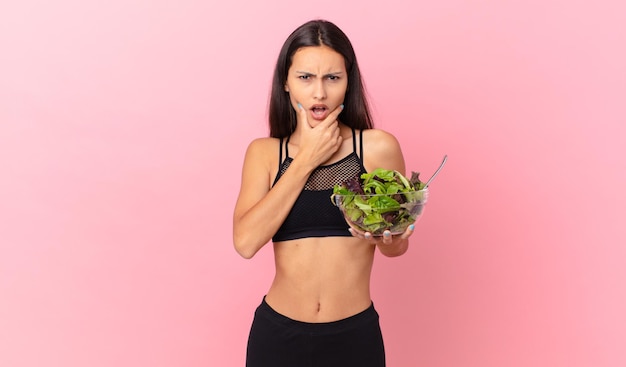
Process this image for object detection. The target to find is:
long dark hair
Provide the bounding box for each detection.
[269,20,374,138]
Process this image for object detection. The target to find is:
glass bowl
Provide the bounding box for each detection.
[331,189,429,236]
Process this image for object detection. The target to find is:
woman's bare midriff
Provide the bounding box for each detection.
[264,236,376,323]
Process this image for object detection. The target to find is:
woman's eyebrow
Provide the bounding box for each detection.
[295,71,345,76]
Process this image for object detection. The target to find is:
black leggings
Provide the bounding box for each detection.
[246,297,386,367]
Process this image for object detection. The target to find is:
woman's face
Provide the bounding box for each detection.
[284,45,348,127]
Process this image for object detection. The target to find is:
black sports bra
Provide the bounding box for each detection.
[272,129,367,242]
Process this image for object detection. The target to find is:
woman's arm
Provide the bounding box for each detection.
[233,106,344,259]
[232,138,311,259]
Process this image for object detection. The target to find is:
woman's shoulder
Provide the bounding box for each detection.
[238,137,283,185]
[360,128,405,172]
[245,136,281,154]
[361,128,401,150]
[242,137,282,167]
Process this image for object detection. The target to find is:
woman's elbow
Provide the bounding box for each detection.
[233,238,254,259]
[233,232,263,259]
[235,247,256,259]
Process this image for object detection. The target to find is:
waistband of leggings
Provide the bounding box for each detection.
[256,296,379,334]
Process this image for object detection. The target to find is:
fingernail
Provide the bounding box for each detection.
[364,233,371,239]
[409,224,415,231]
[340,104,344,109]
[297,103,303,109]
[384,231,390,237]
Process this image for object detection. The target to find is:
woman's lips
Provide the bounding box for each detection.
[310,105,329,120]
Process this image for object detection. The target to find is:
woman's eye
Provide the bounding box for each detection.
[327,75,340,81]
[298,75,310,80]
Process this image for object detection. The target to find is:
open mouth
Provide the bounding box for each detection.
[310,105,328,119]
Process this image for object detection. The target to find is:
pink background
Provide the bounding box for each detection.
[1,1,625,366]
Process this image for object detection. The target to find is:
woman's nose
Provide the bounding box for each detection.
[313,80,326,100]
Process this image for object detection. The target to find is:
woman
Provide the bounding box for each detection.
[233,19,415,367]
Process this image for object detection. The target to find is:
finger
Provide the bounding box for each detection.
[348,227,365,239]
[329,103,344,119]
[295,102,311,128]
[325,109,343,147]
[399,224,416,240]
[318,104,344,129]
[382,230,393,244]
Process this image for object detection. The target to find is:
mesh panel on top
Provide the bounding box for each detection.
[277,153,364,191]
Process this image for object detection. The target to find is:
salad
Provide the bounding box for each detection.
[332,168,428,235]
